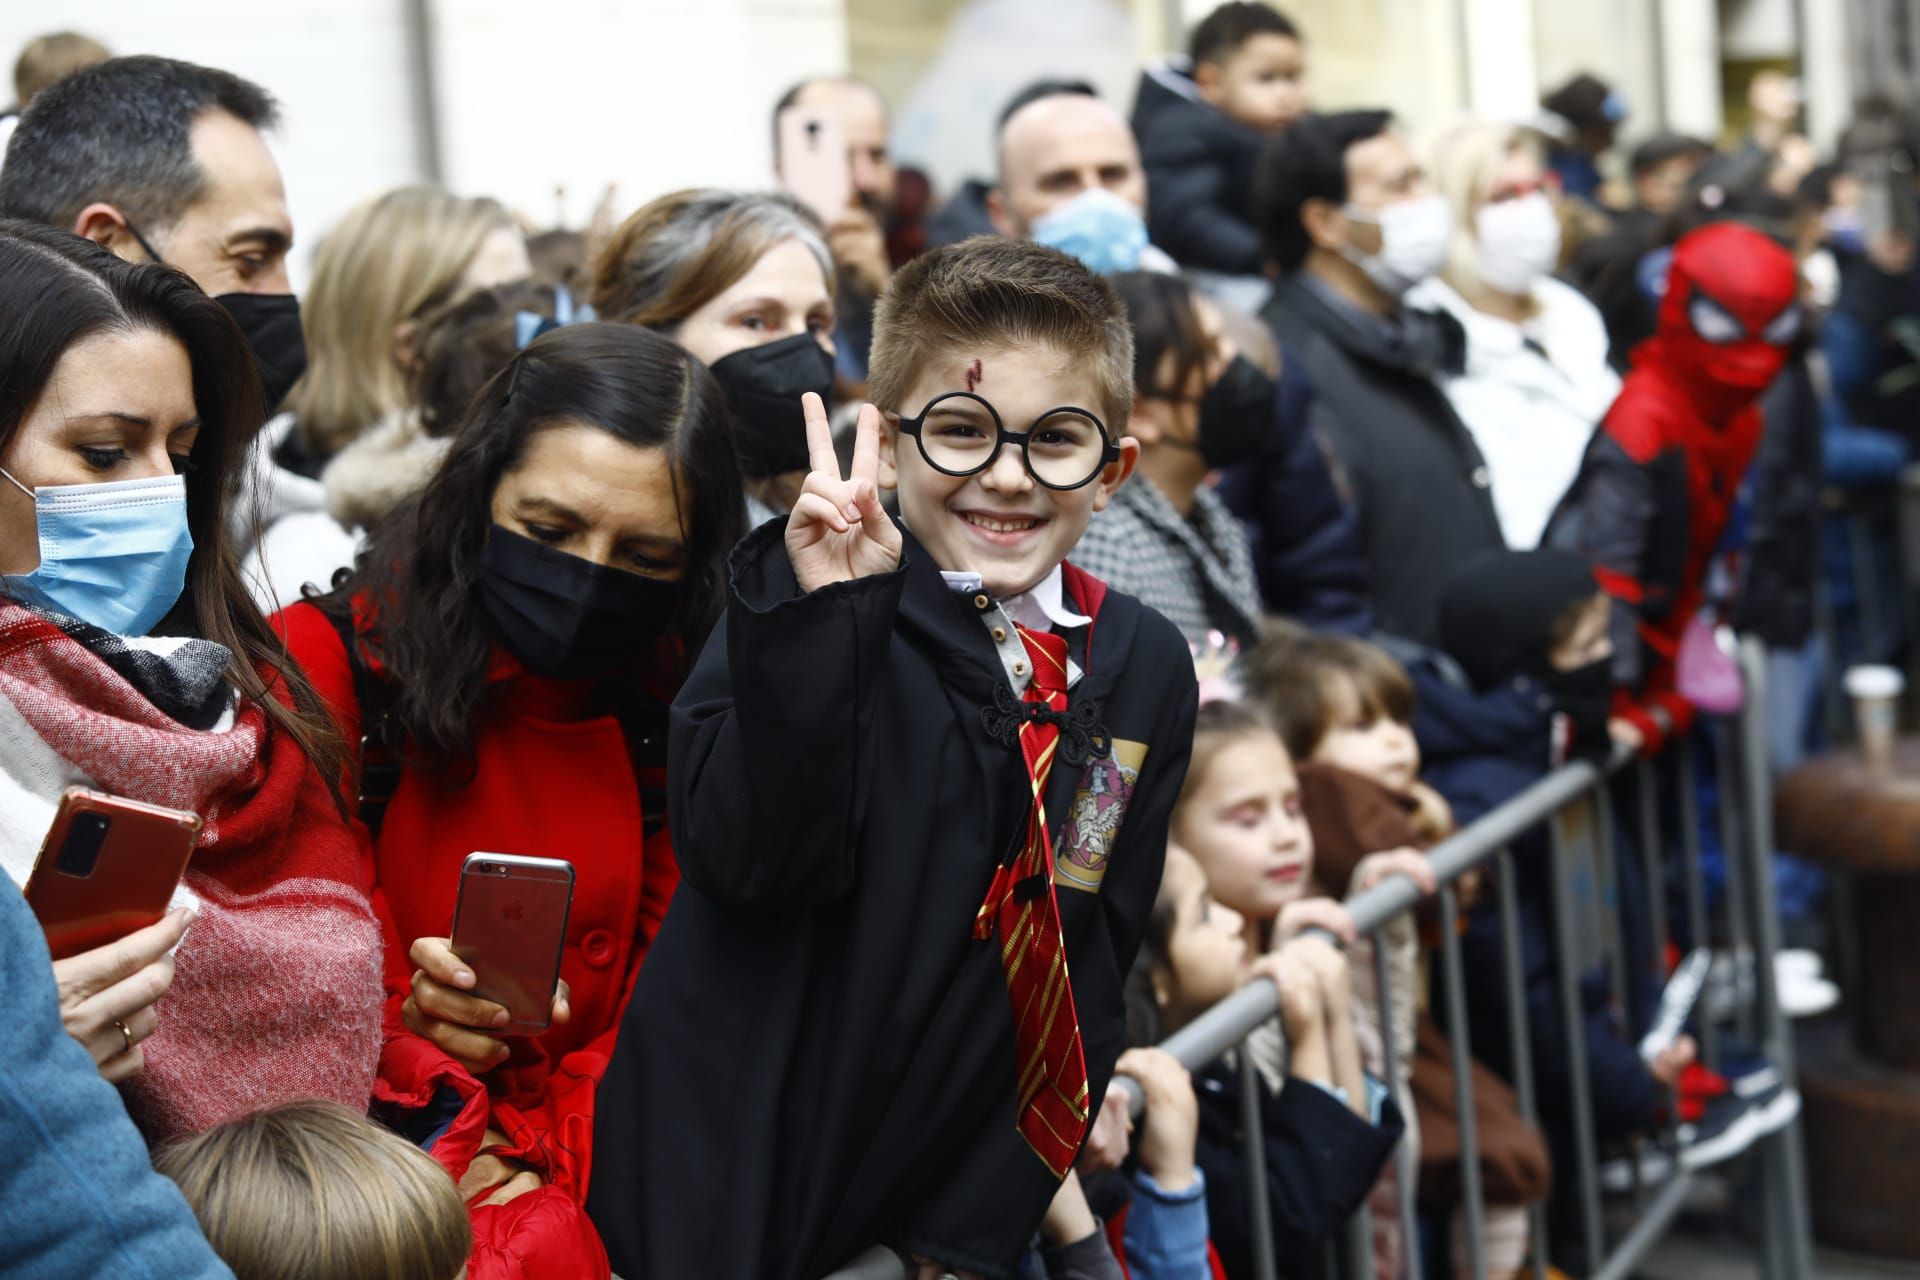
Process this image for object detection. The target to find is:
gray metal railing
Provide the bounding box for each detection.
[825,636,1813,1280]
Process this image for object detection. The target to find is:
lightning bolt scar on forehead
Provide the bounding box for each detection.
[965,358,983,393]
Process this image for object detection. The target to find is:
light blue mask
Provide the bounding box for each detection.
[1030,188,1149,276]
[1,469,193,636]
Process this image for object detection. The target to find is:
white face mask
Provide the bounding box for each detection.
[1340,194,1452,297]
[1474,192,1562,295]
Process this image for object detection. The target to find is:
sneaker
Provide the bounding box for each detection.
[1702,949,1838,1022]
[1778,972,1839,1018]
[1678,1083,1802,1170]
[1711,1043,1784,1099]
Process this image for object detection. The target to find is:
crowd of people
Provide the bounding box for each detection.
[0,7,1904,1278]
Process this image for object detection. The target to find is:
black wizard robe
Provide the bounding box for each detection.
[588,520,1197,1278]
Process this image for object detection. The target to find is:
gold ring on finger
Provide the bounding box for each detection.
[113,1018,133,1054]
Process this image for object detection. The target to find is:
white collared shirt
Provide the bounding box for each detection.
[940,565,1088,694]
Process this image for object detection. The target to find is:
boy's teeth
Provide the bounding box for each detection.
[965,514,1038,533]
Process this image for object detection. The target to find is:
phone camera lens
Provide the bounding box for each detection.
[56,811,112,878]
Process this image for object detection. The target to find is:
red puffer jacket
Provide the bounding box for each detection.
[278,596,679,1279]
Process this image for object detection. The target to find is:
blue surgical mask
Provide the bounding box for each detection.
[1030,188,1149,275]
[1,469,193,636]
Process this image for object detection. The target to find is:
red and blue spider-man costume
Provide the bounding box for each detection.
[1548,221,1801,748]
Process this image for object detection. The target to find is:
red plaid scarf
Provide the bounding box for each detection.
[0,603,382,1140]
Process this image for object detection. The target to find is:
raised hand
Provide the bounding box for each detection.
[786,392,902,593]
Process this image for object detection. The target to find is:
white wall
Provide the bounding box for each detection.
[429,0,848,222]
[0,0,850,286]
[0,0,420,288]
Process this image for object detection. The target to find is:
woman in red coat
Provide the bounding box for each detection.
[277,322,745,1274]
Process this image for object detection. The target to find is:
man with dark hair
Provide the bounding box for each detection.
[1540,71,1627,204]
[0,55,303,408]
[1630,132,1713,220]
[1251,110,1503,644]
[1566,132,1713,366]
[1133,1,1308,277]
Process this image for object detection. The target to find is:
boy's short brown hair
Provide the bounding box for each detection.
[1243,630,1416,761]
[155,1101,470,1280]
[868,235,1134,431]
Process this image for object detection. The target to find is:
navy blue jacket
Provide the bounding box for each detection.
[1130,61,1267,275]
[1214,341,1373,634]
[1408,656,1661,1142]
[1193,1060,1403,1280]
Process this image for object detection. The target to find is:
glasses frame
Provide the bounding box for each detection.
[895,391,1122,492]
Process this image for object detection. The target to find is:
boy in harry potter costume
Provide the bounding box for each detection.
[589,238,1199,1278]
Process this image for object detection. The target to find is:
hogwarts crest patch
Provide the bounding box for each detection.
[1056,738,1148,893]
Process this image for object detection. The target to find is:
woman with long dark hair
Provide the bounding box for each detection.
[276,320,745,1264]
[0,219,373,1125]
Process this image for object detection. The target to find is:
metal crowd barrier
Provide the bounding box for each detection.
[826,636,1813,1280]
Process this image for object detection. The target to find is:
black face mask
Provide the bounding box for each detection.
[216,293,308,414]
[475,526,680,680]
[1546,659,1614,764]
[707,333,836,478]
[1191,355,1274,469]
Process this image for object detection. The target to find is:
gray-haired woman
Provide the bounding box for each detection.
[591,188,839,527]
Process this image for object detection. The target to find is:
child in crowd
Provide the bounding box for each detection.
[1544,221,1801,754]
[1071,271,1269,649]
[1247,630,1552,1280]
[154,1102,471,1280]
[1133,3,1309,278]
[590,238,1200,1279]
[1431,549,1696,1263]
[1158,700,1404,1279]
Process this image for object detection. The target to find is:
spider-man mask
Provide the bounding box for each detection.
[1657,221,1801,417]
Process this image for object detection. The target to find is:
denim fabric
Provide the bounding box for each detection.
[0,879,231,1279]
[1123,1168,1210,1280]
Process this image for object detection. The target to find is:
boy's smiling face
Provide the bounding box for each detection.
[879,343,1137,599]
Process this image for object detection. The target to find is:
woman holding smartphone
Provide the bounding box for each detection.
[0,220,382,1121]
[275,322,743,1246]
[591,188,838,526]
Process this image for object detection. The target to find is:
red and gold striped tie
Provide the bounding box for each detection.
[972,623,1089,1179]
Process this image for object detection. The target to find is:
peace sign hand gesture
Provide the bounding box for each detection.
[787,392,903,593]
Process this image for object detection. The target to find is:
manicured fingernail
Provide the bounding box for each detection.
[844,502,861,521]
[491,1009,509,1026]
[456,969,474,986]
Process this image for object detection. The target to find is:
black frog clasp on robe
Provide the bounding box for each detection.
[980,679,1112,767]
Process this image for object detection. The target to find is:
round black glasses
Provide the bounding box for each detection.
[895,392,1121,491]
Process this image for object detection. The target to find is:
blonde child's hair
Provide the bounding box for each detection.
[154,1101,471,1280]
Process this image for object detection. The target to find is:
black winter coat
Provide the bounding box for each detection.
[1732,349,1823,648]
[1193,1059,1404,1280]
[1213,339,1374,633]
[1261,275,1506,645]
[1130,60,1267,275]
[589,521,1198,1279]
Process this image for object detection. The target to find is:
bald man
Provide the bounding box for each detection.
[774,75,898,378]
[988,92,1149,238]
